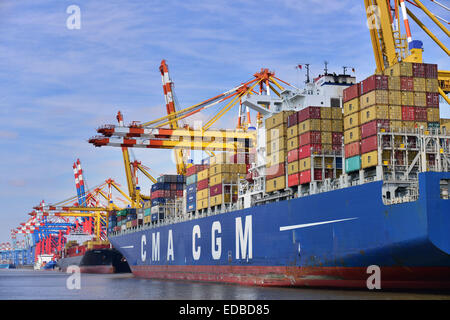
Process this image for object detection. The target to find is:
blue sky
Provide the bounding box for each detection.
[0,0,448,244]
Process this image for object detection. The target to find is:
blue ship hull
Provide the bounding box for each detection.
[109,172,450,288]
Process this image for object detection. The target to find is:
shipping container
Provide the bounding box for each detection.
[298,106,321,122]
[267,136,286,155]
[427,108,440,122]
[388,90,401,105]
[412,63,425,78]
[331,107,343,120]
[424,63,438,79]
[265,176,286,193]
[390,120,402,129]
[186,174,197,186]
[360,119,390,139]
[343,83,360,103]
[384,61,412,77]
[428,121,440,129]
[345,156,361,173]
[343,97,359,116]
[210,163,246,176]
[267,124,287,142]
[361,150,378,168]
[287,160,299,175]
[320,107,332,119]
[266,163,285,180]
[332,132,343,145]
[413,77,426,92]
[288,173,300,187]
[400,77,414,91]
[210,194,235,206]
[426,92,440,107]
[344,113,360,130]
[361,136,378,154]
[321,131,332,145]
[299,169,323,184]
[345,141,360,158]
[287,112,298,128]
[287,124,298,139]
[414,107,428,122]
[197,178,209,190]
[414,92,427,107]
[388,76,400,91]
[401,106,415,121]
[389,105,402,120]
[287,149,299,163]
[186,183,196,194]
[426,78,439,92]
[402,120,415,129]
[344,127,360,144]
[360,74,388,94]
[331,119,343,132]
[210,184,223,197]
[401,91,414,105]
[186,193,196,203]
[196,198,208,210]
[287,136,299,151]
[266,149,286,167]
[265,111,293,130]
[321,119,332,132]
[299,131,321,146]
[298,119,321,134]
[299,157,323,171]
[299,144,322,159]
[210,173,238,186]
[196,188,208,200]
[360,90,389,108]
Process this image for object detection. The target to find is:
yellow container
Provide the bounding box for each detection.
[402,121,415,129]
[286,124,298,139]
[414,92,427,107]
[388,90,401,105]
[331,107,343,120]
[209,173,237,186]
[427,108,440,122]
[210,194,232,206]
[388,76,400,90]
[426,78,438,92]
[265,111,294,130]
[287,136,299,151]
[321,144,333,153]
[343,97,359,117]
[197,168,209,181]
[321,119,332,132]
[299,157,323,171]
[126,221,132,229]
[361,150,378,168]
[360,105,389,124]
[384,61,412,77]
[321,131,332,145]
[266,149,286,167]
[210,164,234,176]
[390,120,402,129]
[320,107,332,119]
[360,90,389,109]
[389,105,402,121]
[196,198,208,210]
[344,127,360,144]
[287,160,299,175]
[265,176,286,193]
[197,189,209,200]
[413,77,426,92]
[267,124,287,142]
[331,119,343,132]
[266,136,286,155]
[344,113,360,130]
[401,91,414,105]
[298,119,321,134]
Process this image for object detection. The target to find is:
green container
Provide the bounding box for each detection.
[144,207,152,216]
[117,209,127,217]
[427,122,440,129]
[345,156,361,173]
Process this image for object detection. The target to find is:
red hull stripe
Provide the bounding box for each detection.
[131,265,450,289]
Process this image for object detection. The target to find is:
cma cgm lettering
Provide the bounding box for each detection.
[139,215,253,263]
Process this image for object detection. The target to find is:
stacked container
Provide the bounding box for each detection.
[107,211,117,233]
[185,164,208,213]
[150,175,185,222]
[265,111,294,192]
[196,167,210,210]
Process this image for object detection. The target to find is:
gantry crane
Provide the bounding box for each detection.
[364,0,449,103]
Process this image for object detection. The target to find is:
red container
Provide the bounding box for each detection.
[186,164,208,176]
[361,136,378,154]
[298,106,321,122]
[345,141,360,158]
[324,169,334,179]
[360,120,390,139]
[412,63,425,78]
[343,83,360,103]
[424,63,438,79]
[299,144,322,159]
[400,77,414,91]
[299,131,321,146]
[288,173,300,187]
[287,113,298,128]
[287,149,299,163]
[197,178,209,190]
[176,190,183,197]
[151,190,164,199]
[360,75,388,95]
[401,106,415,121]
[426,92,439,107]
[331,144,342,152]
[332,132,343,145]
[299,169,323,184]
[266,163,285,180]
[170,183,177,190]
[210,184,222,196]
[131,220,138,228]
[414,107,427,121]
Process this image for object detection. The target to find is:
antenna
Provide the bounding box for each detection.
[297,63,311,83]
[324,61,329,75]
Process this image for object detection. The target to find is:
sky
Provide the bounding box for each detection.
[0,0,448,244]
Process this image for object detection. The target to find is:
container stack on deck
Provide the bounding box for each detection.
[185,164,208,213]
[343,61,440,172]
[148,175,185,224]
[196,167,210,211]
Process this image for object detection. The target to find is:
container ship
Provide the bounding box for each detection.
[99,59,450,289]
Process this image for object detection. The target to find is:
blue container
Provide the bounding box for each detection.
[151,197,166,207]
[151,213,158,222]
[336,157,343,169]
[177,175,185,183]
[151,182,164,192]
[159,212,165,220]
[186,184,196,194]
[345,156,361,173]
[186,202,196,211]
[163,183,171,190]
[187,193,196,203]
[176,183,184,190]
